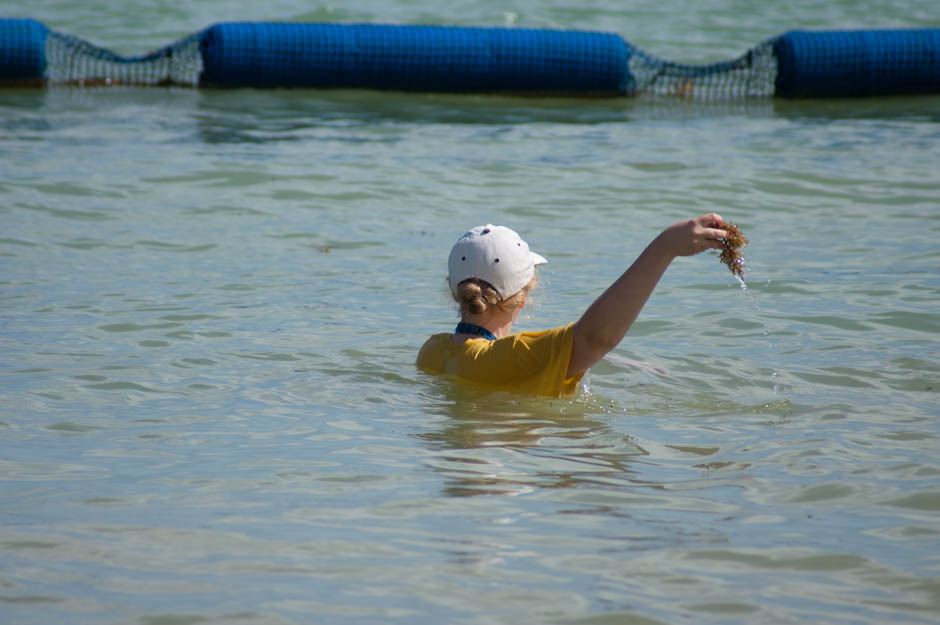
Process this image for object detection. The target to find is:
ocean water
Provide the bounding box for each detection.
[2,2,939,624]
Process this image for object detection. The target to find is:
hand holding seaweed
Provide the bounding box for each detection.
[714,220,748,277]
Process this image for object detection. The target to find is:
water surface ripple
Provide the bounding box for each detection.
[2,2,940,624]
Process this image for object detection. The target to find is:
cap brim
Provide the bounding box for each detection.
[531,251,548,266]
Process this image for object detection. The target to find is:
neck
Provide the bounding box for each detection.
[460,311,516,339]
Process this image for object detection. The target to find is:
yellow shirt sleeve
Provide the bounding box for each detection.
[416,322,583,397]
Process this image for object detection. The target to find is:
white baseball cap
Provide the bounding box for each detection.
[447,224,547,299]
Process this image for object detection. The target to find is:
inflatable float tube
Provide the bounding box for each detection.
[1,18,938,98]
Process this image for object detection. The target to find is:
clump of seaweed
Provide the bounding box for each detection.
[715,220,748,277]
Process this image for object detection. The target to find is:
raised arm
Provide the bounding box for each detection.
[566,213,728,379]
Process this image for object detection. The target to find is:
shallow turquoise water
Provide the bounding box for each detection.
[2,2,939,624]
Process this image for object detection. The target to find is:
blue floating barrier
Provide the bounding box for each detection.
[199,22,633,94]
[1,17,938,98]
[0,18,47,81]
[775,29,940,97]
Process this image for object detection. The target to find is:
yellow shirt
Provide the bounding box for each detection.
[416,322,583,397]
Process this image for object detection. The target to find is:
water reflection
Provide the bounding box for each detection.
[417,380,649,497]
[189,88,782,145]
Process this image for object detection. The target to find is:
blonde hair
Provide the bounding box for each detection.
[453,275,537,317]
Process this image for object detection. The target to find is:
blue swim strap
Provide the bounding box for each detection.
[455,322,498,342]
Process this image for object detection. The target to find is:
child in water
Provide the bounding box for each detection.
[417,213,728,396]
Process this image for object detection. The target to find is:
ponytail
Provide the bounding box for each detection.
[452,274,537,318]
